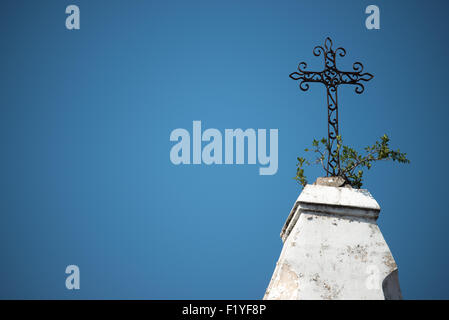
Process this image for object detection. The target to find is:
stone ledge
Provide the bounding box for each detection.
[280,184,381,242]
[299,184,380,210]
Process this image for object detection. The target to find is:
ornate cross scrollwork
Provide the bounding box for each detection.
[290,37,374,177]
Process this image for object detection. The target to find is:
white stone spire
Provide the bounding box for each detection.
[264,179,402,300]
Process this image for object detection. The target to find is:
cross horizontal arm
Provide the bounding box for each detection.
[336,62,374,94]
[289,62,325,92]
[290,62,374,94]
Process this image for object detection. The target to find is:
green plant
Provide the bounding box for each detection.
[294,134,410,188]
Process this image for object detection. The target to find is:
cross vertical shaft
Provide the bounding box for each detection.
[326,85,339,175]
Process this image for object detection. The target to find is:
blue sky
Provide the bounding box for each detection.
[0,0,448,299]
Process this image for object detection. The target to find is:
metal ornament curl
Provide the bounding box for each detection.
[290,37,374,177]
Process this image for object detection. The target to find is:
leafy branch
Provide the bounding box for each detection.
[294,134,410,188]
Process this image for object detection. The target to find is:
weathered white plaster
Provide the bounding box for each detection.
[264,184,402,300]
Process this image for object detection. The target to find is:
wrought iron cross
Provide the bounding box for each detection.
[290,37,373,177]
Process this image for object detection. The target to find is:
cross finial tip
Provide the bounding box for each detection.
[324,37,333,50]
